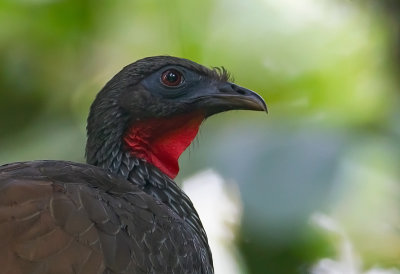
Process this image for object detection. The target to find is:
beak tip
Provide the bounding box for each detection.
[258,99,268,114]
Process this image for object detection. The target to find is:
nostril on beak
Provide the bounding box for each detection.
[219,83,249,95]
[219,85,232,94]
[231,84,246,95]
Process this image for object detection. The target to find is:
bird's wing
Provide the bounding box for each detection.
[0,161,106,273]
[0,161,210,274]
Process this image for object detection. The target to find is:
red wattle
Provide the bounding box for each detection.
[123,112,204,179]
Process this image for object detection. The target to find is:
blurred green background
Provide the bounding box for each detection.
[1,0,399,273]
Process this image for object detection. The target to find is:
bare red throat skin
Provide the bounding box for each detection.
[123,112,205,179]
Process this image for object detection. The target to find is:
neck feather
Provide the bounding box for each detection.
[123,112,204,178]
[86,111,212,266]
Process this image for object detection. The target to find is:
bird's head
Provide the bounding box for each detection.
[86,56,266,179]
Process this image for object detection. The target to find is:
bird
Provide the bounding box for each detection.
[0,56,267,274]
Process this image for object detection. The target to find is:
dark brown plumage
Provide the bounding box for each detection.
[0,56,266,273]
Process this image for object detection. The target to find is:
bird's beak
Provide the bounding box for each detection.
[193,82,267,117]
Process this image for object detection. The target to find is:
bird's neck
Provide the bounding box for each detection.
[115,153,212,265]
[123,112,204,179]
[86,112,212,263]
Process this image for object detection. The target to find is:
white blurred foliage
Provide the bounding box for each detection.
[264,0,351,29]
[183,170,244,274]
[310,212,400,274]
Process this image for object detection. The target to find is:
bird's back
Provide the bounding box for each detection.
[0,161,213,274]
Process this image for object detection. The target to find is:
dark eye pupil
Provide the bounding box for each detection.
[161,69,183,87]
[166,72,177,83]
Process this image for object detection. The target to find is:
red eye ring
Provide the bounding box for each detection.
[161,69,183,87]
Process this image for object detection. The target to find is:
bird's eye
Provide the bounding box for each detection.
[161,69,183,87]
